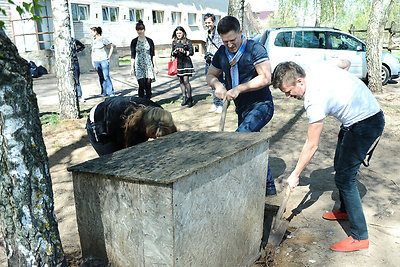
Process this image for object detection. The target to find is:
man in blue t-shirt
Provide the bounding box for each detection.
[206,15,276,195]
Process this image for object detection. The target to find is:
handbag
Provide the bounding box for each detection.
[168,58,178,76]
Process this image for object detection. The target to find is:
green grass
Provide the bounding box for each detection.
[40,113,60,126]
[119,56,131,65]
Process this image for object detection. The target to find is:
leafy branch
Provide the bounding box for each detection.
[0,0,43,29]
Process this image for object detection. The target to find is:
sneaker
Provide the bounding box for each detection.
[323,209,349,220]
[208,104,217,112]
[330,236,369,252]
[215,106,223,114]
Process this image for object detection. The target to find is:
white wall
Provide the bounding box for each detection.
[7,0,227,52]
[70,0,228,47]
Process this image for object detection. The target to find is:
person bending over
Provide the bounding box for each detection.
[206,16,276,195]
[272,61,384,252]
[86,96,177,156]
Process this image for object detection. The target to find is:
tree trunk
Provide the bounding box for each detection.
[366,0,383,92]
[0,29,66,267]
[366,0,395,92]
[315,0,321,27]
[228,0,244,26]
[332,1,337,27]
[51,0,79,119]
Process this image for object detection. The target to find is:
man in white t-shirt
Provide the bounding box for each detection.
[272,61,385,252]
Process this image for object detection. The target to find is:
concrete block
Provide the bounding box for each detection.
[68,131,269,267]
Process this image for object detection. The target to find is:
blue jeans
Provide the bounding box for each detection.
[236,101,275,189]
[334,110,384,240]
[205,63,223,107]
[94,60,114,96]
[74,61,82,98]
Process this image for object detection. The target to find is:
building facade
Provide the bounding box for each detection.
[2,0,228,54]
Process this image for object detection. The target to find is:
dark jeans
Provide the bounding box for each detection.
[205,63,223,107]
[94,60,114,96]
[236,101,275,189]
[86,119,119,156]
[334,110,385,240]
[74,61,82,98]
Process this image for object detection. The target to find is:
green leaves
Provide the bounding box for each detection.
[0,1,43,29]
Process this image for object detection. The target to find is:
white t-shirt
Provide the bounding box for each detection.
[92,36,111,62]
[303,64,380,127]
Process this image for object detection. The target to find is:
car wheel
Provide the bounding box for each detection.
[381,65,389,85]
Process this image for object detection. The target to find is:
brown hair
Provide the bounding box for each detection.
[90,26,102,35]
[136,19,145,31]
[122,106,177,148]
[272,61,306,89]
[172,26,188,45]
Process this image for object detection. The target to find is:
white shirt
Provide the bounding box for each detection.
[303,64,380,127]
[92,36,111,62]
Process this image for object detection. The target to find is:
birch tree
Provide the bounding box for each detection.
[0,27,66,266]
[228,0,244,25]
[51,0,79,119]
[366,0,395,92]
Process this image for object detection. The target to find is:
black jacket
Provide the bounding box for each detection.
[130,37,155,59]
[171,39,194,58]
[91,96,161,149]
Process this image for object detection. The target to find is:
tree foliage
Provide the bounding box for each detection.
[271,0,399,33]
[0,0,43,29]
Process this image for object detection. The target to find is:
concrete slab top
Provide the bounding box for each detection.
[68,131,269,184]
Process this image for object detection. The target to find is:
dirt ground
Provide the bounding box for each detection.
[1,60,399,266]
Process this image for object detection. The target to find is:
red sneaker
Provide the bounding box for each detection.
[330,236,369,252]
[323,209,349,220]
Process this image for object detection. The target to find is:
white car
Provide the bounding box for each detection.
[260,27,400,85]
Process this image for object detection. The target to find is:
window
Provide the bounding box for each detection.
[294,31,326,49]
[171,11,181,25]
[188,13,197,26]
[102,7,118,22]
[129,9,143,22]
[330,32,362,51]
[71,4,89,22]
[152,10,164,24]
[274,32,292,47]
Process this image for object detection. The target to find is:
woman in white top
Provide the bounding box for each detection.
[90,26,115,96]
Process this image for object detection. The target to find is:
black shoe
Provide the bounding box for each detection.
[181,96,188,106]
[187,97,194,108]
[266,187,277,196]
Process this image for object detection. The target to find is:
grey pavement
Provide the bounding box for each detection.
[33,55,211,114]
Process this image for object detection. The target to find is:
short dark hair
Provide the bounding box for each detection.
[90,26,102,36]
[203,13,215,22]
[136,19,145,30]
[217,16,240,35]
[272,61,306,89]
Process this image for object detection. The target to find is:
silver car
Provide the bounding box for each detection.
[260,27,400,85]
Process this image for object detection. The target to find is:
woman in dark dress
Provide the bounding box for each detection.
[171,26,195,107]
[86,96,177,156]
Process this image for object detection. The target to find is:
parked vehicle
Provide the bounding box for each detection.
[259,27,400,85]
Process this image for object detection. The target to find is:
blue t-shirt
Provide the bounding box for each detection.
[211,39,272,111]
